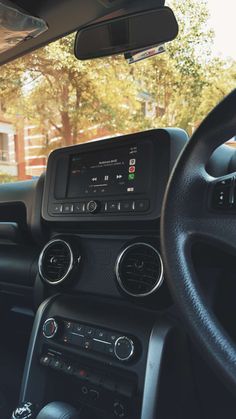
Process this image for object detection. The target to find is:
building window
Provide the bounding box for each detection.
[0,133,9,161]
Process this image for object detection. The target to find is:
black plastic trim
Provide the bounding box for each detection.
[20,295,58,402]
[141,320,174,419]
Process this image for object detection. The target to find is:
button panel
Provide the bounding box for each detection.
[44,318,135,362]
[212,175,235,210]
[50,199,150,215]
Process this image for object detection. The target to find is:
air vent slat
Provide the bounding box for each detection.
[125,271,157,280]
[39,239,74,285]
[116,243,163,297]
[124,278,154,287]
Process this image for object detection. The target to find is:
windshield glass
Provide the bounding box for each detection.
[0,0,235,182]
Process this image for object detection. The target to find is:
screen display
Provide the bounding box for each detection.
[67,141,152,198]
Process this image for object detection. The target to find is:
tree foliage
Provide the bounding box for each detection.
[17,36,140,147]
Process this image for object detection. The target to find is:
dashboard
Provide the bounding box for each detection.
[0,128,192,308]
[0,127,232,305]
[36,128,187,305]
[1,128,236,419]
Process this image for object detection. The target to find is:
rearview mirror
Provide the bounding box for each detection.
[74,6,178,60]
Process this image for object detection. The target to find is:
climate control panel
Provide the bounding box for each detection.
[42,318,136,362]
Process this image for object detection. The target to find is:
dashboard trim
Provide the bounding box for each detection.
[141,320,174,419]
[20,295,59,403]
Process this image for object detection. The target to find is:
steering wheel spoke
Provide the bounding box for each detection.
[210,173,236,212]
[190,172,236,251]
[191,210,236,252]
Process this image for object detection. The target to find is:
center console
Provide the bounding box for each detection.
[21,296,146,418]
[17,128,191,419]
[20,294,175,419]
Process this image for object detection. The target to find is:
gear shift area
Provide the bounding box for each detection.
[11,401,80,419]
[11,402,37,419]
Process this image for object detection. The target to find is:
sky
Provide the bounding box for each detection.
[207,0,236,59]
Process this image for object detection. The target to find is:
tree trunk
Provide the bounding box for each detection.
[72,86,81,145]
[61,110,73,146]
[60,85,73,146]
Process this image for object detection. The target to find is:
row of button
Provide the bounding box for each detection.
[51,199,149,215]
[62,321,117,357]
[64,321,117,340]
[40,353,75,374]
[40,353,134,398]
[104,199,149,213]
[212,176,235,210]
[60,320,134,362]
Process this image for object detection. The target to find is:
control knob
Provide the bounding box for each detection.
[43,318,58,339]
[87,200,100,213]
[113,401,125,418]
[114,336,134,361]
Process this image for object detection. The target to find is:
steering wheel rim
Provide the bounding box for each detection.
[161,89,236,391]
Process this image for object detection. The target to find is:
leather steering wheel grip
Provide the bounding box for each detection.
[36,402,80,419]
[161,89,236,393]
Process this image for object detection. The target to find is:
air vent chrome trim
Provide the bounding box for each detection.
[115,242,164,298]
[38,239,74,285]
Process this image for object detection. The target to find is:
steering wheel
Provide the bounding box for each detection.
[161,89,236,391]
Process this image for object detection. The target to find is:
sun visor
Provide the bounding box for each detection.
[0,1,48,54]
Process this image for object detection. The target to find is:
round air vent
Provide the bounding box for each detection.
[39,239,74,285]
[115,242,163,297]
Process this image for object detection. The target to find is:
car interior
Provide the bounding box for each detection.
[1,0,236,418]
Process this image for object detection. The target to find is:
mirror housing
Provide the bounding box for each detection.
[74,6,178,60]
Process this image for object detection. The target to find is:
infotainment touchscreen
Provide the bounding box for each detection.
[67,141,152,198]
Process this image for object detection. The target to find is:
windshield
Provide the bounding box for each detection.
[0,0,235,182]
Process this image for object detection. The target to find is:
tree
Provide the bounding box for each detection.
[21,35,140,148]
[131,0,217,132]
[196,59,236,123]
[0,61,24,114]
